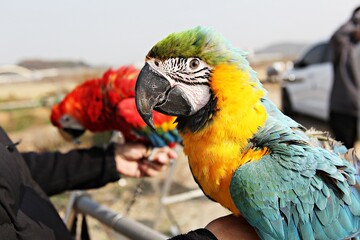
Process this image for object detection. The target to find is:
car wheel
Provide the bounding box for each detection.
[281,87,295,116]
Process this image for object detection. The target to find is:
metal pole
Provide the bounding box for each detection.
[64,191,82,229]
[74,194,169,240]
[153,159,177,229]
[161,189,204,205]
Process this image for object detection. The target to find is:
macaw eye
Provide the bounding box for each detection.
[189,59,200,70]
[154,60,160,67]
[62,116,70,122]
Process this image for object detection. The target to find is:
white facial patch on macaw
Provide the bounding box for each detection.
[176,83,211,113]
[147,57,213,113]
[59,114,84,130]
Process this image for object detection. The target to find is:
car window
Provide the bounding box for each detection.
[301,43,329,66]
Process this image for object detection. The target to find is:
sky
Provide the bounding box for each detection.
[0,0,359,67]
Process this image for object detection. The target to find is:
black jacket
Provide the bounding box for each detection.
[0,127,120,239]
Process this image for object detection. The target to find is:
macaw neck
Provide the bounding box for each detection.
[178,64,267,214]
[181,63,267,153]
[176,94,217,133]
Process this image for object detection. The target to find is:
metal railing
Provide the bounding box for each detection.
[63,156,205,240]
[64,191,169,240]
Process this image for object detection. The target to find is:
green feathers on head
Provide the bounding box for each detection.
[147,26,250,68]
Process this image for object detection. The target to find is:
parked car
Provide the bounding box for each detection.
[281,41,333,121]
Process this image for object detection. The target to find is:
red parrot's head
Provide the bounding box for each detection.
[50,94,86,141]
[50,79,102,141]
[50,65,140,141]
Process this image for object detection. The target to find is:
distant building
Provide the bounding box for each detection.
[18,59,90,70]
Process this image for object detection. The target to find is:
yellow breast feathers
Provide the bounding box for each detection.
[181,64,268,214]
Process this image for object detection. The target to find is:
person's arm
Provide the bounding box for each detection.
[205,215,259,240]
[22,144,119,196]
[22,143,177,196]
[170,228,218,240]
[169,215,259,240]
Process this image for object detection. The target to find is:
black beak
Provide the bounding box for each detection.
[63,128,85,139]
[135,63,192,129]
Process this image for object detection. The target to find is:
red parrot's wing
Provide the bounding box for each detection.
[51,65,182,147]
[103,65,139,100]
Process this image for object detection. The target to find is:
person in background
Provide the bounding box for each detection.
[329,6,360,148]
[0,127,176,240]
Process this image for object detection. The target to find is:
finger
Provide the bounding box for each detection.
[168,149,178,159]
[142,158,169,174]
[146,147,165,161]
[149,147,177,163]
[152,153,169,164]
[115,143,148,160]
[157,146,178,158]
[146,159,167,171]
[139,163,162,177]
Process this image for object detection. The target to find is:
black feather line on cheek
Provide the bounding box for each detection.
[175,92,217,133]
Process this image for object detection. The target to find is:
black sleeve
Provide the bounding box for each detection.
[169,228,218,240]
[21,144,120,196]
[0,206,16,240]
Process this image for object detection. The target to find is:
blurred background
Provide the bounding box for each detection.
[1,0,359,239]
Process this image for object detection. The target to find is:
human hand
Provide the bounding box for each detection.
[114,143,177,178]
[205,214,259,240]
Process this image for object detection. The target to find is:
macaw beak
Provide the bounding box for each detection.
[135,63,192,129]
[58,128,85,141]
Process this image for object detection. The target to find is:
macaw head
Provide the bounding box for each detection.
[51,65,146,142]
[50,79,102,141]
[50,101,86,141]
[136,26,261,133]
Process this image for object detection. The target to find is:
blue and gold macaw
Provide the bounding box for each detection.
[135,26,360,239]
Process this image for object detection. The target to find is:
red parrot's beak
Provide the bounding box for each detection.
[58,128,85,141]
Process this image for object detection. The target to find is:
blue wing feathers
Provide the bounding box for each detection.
[299,221,315,240]
[230,102,360,239]
[133,127,182,147]
[312,214,328,239]
[350,188,360,216]
[287,216,302,240]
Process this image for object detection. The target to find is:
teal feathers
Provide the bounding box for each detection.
[231,97,360,239]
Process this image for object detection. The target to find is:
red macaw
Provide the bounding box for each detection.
[51,65,181,147]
